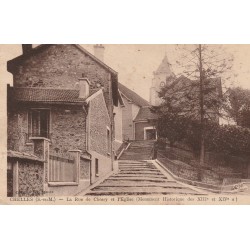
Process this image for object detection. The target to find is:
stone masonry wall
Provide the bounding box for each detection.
[50,105,87,154]
[11,44,113,119]
[8,103,87,155]
[18,160,44,197]
[89,93,111,156]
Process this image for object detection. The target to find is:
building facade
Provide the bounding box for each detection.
[7,44,119,197]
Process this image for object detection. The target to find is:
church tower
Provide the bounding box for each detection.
[150,55,175,106]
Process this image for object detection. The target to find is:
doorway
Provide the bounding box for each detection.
[144,127,157,140]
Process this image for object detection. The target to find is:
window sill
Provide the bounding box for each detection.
[48,182,78,187]
[30,137,51,142]
[95,174,99,177]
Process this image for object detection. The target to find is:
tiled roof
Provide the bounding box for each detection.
[9,87,97,104]
[7,150,44,162]
[118,83,149,107]
[134,106,158,121]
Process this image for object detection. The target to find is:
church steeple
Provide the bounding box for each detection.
[154,55,174,76]
[150,54,175,106]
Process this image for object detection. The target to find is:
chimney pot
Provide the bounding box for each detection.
[22,44,32,55]
[94,44,105,61]
[78,78,90,99]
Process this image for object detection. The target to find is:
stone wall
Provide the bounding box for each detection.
[89,93,111,156]
[10,44,114,120]
[12,45,109,90]
[8,103,87,155]
[18,160,44,196]
[50,105,87,154]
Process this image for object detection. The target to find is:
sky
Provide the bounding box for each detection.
[1,44,250,101]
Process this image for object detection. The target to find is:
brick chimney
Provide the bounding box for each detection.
[22,44,32,55]
[78,78,90,99]
[94,44,105,61]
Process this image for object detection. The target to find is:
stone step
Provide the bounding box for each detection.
[107,176,168,182]
[119,170,161,174]
[114,172,164,176]
[119,167,156,171]
[97,181,183,188]
[91,186,197,194]
[86,189,199,196]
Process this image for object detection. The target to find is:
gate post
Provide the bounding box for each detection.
[30,137,50,192]
[68,150,82,184]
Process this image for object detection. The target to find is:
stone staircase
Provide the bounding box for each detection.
[118,140,155,160]
[85,160,201,196]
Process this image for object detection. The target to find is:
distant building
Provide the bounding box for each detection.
[150,54,222,123]
[115,83,158,144]
[150,55,175,106]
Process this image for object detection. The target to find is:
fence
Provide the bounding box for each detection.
[49,154,76,182]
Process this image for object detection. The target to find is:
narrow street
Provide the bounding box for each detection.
[84,160,203,196]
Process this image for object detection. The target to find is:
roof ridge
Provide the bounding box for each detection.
[13,86,79,91]
[118,82,150,107]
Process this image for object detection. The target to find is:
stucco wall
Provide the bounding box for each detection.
[132,104,140,120]
[90,151,112,184]
[114,102,123,150]
[122,98,134,140]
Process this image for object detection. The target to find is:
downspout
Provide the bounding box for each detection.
[109,73,114,171]
[83,103,92,185]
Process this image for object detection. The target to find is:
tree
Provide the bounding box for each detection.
[225,87,250,127]
[152,102,189,147]
[157,45,233,165]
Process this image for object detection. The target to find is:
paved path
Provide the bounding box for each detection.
[85,160,204,196]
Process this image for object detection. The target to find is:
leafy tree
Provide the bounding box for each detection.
[152,104,189,147]
[157,45,233,165]
[225,87,250,127]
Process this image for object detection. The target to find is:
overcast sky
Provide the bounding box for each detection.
[1,44,250,101]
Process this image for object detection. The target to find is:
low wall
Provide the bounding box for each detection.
[157,156,241,186]
[18,160,44,197]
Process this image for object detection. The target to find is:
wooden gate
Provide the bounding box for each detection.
[49,154,76,182]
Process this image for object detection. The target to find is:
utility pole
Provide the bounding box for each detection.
[199,44,205,166]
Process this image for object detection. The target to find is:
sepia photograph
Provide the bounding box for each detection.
[2,2,250,250]
[1,44,250,204]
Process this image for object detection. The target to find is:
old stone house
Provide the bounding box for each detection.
[7,44,119,197]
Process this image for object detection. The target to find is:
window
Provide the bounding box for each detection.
[29,109,50,139]
[107,127,110,155]
[95,158,99,177]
